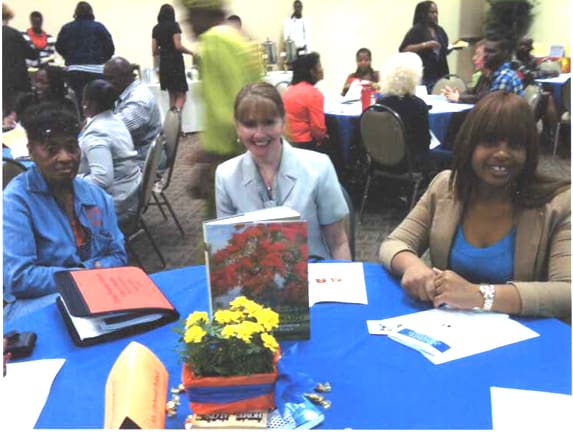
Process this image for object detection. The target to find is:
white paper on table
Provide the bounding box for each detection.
[490,387,573,431]
[415,85,428,98]
[1,358,66,429]
[366,308,538,364]
[307,262,368,307]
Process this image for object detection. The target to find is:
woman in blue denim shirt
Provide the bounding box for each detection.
[3,103,127,322]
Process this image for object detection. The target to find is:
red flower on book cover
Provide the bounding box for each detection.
[209,223,307,304]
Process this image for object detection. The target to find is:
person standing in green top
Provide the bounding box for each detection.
[179,0,261,218]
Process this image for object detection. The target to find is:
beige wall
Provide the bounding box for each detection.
[8,0,571,92]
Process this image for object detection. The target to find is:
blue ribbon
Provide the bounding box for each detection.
[186,383,274,403]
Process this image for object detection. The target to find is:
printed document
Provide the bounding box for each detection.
[308,262,368,307]
[367,308,538,364]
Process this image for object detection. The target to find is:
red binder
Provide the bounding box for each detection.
[55,266,179,346]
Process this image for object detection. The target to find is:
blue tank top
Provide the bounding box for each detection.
[449,225,516,284]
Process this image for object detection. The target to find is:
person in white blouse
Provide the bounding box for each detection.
[283,0,310,56]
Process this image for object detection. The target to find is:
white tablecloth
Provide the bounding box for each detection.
[146,79,205,133]
[263,70,293,87]
[324,94,473,117]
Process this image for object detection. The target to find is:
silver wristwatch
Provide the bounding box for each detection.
[478,284,496,311]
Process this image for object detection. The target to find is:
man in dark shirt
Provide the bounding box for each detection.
[2,4,38,118]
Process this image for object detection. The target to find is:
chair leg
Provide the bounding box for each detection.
[552,122,561,158]
[160,191,185,237]
[139,218,167,268]
[409,179,422,210]
[125,241,144,268]
[152,191,169,221]
[358,174,372,224]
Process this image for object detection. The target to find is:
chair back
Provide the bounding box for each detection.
[275,80,291,95]
[139,135,165,215]
[339,183,356,261]
[561,78,571,112]
[359,104,408,168]
[2,158,27,189]
[524,83,542,116]
[431,74,467,95]
[161,108,182,190]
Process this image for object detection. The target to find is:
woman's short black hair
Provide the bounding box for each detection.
[21,102,81,143]
[83,79,116,113]
[356,47,372,60]
[413,1,435,25]
[74,1,94,20]
[291,52,320,85]
[158,4,175,23]
[38,65,68,100]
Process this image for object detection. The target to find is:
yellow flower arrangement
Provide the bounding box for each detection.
[176,296,280,377]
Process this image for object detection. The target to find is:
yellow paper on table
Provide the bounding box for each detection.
[104,341,168,429]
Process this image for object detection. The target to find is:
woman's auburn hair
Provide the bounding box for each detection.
[449,91,570,208]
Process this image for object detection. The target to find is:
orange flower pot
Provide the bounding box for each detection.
[182,360,278,415]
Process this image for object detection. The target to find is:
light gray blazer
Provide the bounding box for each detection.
[215,140,348,259]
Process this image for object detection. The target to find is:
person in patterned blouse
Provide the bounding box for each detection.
[483,37,524,97]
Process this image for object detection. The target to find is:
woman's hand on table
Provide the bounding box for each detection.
[432,269,482,309]
[400,262,438,302]
[442,86,460,102]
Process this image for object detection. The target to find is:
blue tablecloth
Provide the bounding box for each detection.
[4,263,571,429]
[325,99,473,166]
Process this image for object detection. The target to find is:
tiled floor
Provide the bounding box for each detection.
[128,133,571,274]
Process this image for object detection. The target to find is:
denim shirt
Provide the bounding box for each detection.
[3,166,127,302]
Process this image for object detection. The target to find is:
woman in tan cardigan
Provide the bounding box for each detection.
[380,91,570,321]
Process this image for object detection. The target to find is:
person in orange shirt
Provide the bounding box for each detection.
[282,52,327,150]
[341,48,380,96]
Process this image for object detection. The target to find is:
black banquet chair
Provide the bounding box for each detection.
[2,157,27,190]
[431,74,467,95]
[121,135,167,270]
[358,104,425,223]
[148,107,185,237]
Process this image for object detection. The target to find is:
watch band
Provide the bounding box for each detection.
[478,284,496,311]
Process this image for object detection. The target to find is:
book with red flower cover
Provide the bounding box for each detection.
[203,206,310,340]
[54,266,179,346]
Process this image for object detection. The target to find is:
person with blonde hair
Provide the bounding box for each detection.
[376,52,430,171]
[216,82,351,260]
